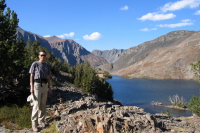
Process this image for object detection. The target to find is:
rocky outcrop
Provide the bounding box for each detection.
[91,49,125,63]
[16,27,108,67]
[44,85,200,133]
[111,30,200,79]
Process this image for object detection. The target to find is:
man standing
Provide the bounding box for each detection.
[29,51,52,132]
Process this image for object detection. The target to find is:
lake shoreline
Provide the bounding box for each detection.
[151,101,188,111]
[107,76,200,117]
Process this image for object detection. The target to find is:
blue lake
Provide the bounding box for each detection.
[107,76,200,117]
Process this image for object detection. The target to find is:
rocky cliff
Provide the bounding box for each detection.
[91,49,125,63]
[111,30,200,79]
[16,27,108,67]
[16,27,52,51]
[44,36,108,66]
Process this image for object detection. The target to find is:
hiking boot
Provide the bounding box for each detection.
[32,123,38,132]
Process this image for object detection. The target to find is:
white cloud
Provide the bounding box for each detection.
[181,19,192,22]
[194,10,200,15]
[83,32,101,40]
[43,35,51,37]
[157,19,193,28]
[161,0,200,12]
[140,28,157,32]
[138,12,176,21]
[57,32,75,38]
[120,5,129,10]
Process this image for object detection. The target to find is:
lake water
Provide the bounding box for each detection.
[107,76,200,117]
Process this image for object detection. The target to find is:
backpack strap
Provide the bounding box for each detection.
[34,61,42,87]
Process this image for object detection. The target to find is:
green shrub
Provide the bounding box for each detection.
[172,102,186,108]
[72,62,113,100]
[188,96,200,115]
[161,110,171,117]
[169,94,186,108]
[103,71,112,79]
[0,104,32,130]
[166,110,172,117]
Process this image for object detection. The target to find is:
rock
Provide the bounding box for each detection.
[96,122,104,133]
[3,84,200,133]
[146,113,158,131]
[57,104,65,110]
[46,86,200,133]
[54,110,60,116]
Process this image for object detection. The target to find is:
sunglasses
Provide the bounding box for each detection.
[40,54,46,57]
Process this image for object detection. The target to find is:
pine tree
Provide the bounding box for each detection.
[0,0,25,88]
[188,96,200,115]
[188,60,200,115]
[72,61,113,100]
[0,0,27,104]
[74,64,83,87]
[81,62,97,93]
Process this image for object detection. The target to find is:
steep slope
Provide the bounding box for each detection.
[44,36,108,66]
[16,27,108,67]
[91,49,125,63]
[111,30,200,79]
[16,27,51,51]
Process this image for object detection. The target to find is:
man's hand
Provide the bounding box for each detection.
[30,87,34,94]
[30,74,34,94]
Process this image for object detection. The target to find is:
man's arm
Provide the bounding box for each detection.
[30,74,34,94]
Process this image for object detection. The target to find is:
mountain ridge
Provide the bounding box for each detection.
[110,30,200,79]
[91,49,125,63]
[17,27,200,79]
[16,27,108,67]
[44,36,68,43]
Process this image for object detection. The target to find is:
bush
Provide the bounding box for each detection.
[187,96,200,115]
[0,104,32,130]
[72,62,113,100]
[161,110,171,117]
[103,71,112,79]
[169,94,186,108]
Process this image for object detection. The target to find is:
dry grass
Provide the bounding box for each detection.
[0,104,32,130]
[171,127,190,132]
[41,121,59,133]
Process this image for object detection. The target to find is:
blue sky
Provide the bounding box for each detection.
[6,0,200,51]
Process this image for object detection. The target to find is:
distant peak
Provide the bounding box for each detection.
[45,35,60,39]
[44,35,68,43]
